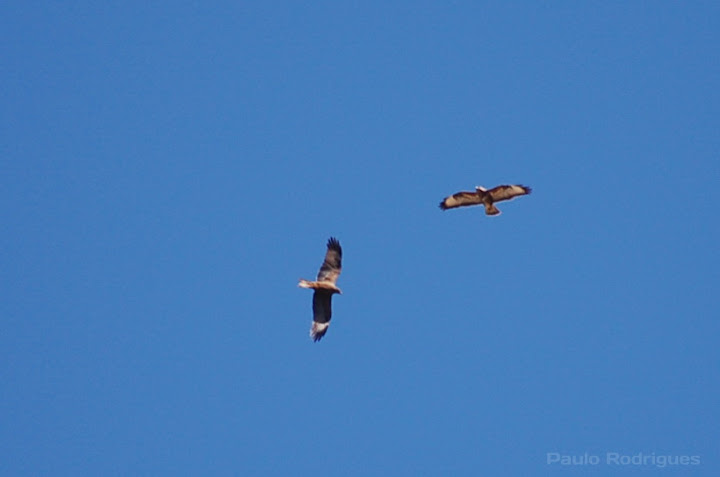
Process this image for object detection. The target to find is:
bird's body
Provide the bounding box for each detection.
[298,237,343,342]
[297,280,342,294]
[439,184,531,216]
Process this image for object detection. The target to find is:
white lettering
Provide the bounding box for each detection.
[553,452,701,467]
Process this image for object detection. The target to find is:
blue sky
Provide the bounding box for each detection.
[2,2,718,475]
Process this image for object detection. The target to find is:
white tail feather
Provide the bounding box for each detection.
[310,322,330,341]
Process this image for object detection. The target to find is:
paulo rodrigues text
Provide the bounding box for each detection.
[546,452,700,468]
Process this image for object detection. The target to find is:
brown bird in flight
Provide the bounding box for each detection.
[439,184,531,216]
[298,237,343,342]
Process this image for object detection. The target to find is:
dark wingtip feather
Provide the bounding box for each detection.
[521,185,532,194]
[438,200,447,210]
[327,237,341,254]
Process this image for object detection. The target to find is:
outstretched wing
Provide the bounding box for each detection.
[487,184,531,203]
[438,191,483,210]
[316,237,342,284]
[311,290,333,341]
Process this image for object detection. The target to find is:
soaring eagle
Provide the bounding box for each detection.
[439,184,531,216]
[298,237,343,342]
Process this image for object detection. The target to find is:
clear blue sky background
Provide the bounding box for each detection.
[2,2,718,476]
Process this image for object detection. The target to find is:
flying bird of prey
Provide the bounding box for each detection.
[298,237,343,342]
[439,184,531,216]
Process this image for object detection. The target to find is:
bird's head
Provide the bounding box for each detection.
[475,186,487,192]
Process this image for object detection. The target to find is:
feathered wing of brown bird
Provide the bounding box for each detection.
[298,237,342,342]
[439,184,531,216]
